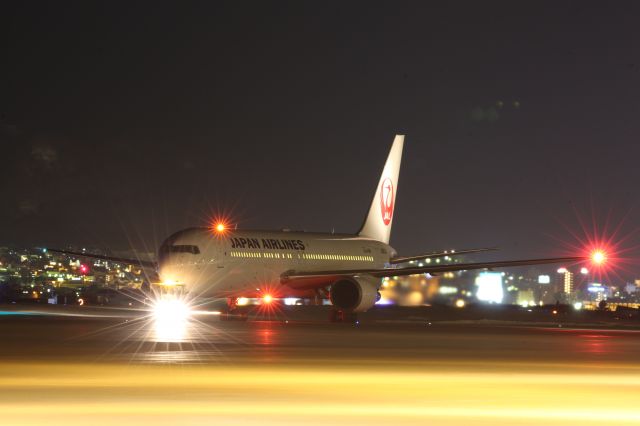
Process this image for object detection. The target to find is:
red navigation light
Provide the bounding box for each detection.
[591,250,606,266]
[80,264,88,274]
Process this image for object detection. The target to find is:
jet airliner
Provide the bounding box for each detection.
[52,135,589,322]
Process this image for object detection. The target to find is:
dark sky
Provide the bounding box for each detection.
[3,2,640,275]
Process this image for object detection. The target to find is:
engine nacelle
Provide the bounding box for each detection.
[329,276,380,313]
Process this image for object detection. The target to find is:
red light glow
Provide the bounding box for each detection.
[262,294,273,304]
[550,204,640,284]
[210,218,230,235]
[591,250,606,265]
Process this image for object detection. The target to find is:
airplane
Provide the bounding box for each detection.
[50,135,594,322]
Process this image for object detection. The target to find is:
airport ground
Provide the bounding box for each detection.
[1,303,639,425]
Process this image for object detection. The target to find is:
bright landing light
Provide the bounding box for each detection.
[154,298,191,320]
[153,298,191,342]
[262,294,273,304]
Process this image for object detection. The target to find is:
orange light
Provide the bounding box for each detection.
[262,294,273,304]
[215,223,226,233]
[592,250,606,265]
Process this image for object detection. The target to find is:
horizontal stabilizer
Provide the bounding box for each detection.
[47,248,157,269]
[389,247,498,264]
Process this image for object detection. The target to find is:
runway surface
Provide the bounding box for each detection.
[1,304,640,425]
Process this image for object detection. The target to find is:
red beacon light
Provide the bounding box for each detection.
[211,220,229,234]
[591,250,606,266]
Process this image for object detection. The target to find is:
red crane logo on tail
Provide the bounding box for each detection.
[380,178,394,226]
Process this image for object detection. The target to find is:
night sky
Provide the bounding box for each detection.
[3,2,640,276]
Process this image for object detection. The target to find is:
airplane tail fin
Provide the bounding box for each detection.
[357,135,404,244]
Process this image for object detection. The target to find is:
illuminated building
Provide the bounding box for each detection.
[624,283,638,294]
[587,283,607,302]
[563,270,574,295]
[538,275,550,284]
[517,290,535,306]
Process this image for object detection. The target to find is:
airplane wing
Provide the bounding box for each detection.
[389,247,498,264]
[46,248,157,269]
[281,256,585,285]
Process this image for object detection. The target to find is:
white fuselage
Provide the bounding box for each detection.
[157,228,395,298]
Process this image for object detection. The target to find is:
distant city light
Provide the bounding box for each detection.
[538,275,550,284]
[580,267,589,275]
[588,283,605,293]
[557,267,567,274]
[455,299,465,308]
[573,302,583,310]
[475,272,504,304]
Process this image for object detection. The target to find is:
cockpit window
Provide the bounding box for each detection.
[162,245,200,255]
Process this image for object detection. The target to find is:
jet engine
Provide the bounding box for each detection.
[329,275,380,312]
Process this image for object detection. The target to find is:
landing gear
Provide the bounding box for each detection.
[219,297,248,321]
[313,288,326,306]
[329,309,358,323]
